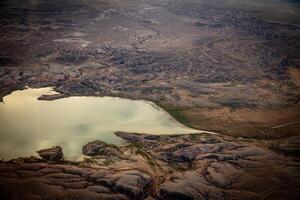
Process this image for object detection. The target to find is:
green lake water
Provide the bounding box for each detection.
[0,87,200,160]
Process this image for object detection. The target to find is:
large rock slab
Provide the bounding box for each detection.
[99,170,154,200]
[0,162,153,200]
[0,132,299,199]
[115,132,300,200]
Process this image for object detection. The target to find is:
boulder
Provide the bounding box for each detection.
[37,146,64,161]
[82,140,121,157]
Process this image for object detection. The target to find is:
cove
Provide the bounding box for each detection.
[0,87,200,160]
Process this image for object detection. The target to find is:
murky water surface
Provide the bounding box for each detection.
[0,87,199,160]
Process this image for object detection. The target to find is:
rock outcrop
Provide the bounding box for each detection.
[82,140,121,157]
[0,162,153,200]
[116,132,300,200]
[37,146,64,161]
[1,132,300,200]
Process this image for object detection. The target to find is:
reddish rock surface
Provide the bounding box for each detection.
[1,132,299,200]
[37,146,64,161]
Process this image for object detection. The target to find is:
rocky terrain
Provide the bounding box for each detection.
[0,132,299,200]
[1,0,300,199]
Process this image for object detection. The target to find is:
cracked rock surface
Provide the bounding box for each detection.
[1,132,299,200]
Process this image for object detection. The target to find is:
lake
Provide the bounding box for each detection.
[0,87,200,160]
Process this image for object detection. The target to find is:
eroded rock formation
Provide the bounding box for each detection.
[37,146,64,161]
[0,132,299,199]
[82,140,121,157]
